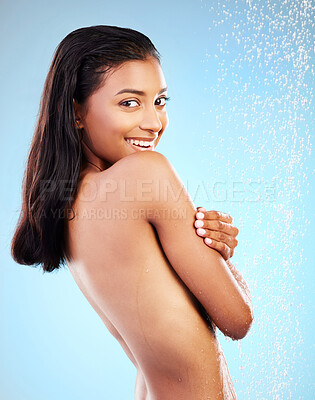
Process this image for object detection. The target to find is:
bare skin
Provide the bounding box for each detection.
[65,153,252,399]
[65,169,235,399]
[65,57,253,399]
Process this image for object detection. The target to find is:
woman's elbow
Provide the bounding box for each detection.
[230,306,254,340]
[220,304,254,341]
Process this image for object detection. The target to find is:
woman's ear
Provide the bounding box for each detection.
[73,99,84,129]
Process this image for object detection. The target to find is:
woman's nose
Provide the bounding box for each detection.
[139,107,163,133]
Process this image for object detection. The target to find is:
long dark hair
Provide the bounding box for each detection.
[11,25,161,273]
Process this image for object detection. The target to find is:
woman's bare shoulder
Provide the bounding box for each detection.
[96,151,176,201]
[102,150,171,179]
[83,151,176,210]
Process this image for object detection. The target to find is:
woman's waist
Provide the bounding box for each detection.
[122,302,222,379]
[135,337,235,400]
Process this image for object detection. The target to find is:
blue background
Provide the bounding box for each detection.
[1,0,314,399]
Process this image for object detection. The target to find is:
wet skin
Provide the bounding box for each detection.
[66,57,248,399]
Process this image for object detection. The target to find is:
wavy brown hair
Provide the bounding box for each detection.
[11,25,161,273]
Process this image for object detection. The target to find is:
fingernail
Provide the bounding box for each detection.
[196,212,204,219]
[195,220,204,228]
[205,238,212,245]
[197,228,206,235]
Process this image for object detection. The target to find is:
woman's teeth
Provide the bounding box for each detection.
[126,138,153,148]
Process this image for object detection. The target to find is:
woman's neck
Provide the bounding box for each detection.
[80,139,111,172]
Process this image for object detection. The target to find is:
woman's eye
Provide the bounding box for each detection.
[156,96,170,106]
[120,96,170,108]
[120,100,139,108]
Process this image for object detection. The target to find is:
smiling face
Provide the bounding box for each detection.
[75,56,169,171]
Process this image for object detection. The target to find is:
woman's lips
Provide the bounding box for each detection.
[125,139,154,151]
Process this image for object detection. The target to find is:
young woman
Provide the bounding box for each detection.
[11,25,253,399]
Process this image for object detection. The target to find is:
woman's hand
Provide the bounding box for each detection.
[194,207,239,260]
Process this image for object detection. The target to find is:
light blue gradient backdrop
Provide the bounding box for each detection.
[1,1,314,399]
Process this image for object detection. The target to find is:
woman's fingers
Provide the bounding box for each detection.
[195,227,238,248]
[203,237,230,260]
[194,208,239,260]
[196,209,234,224]
[194,218,239,238]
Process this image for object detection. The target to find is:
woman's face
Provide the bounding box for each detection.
[76,56,169,170]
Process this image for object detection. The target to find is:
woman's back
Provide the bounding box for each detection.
[65,151,237,399]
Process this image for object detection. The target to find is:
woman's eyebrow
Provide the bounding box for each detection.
[115,87,168,96]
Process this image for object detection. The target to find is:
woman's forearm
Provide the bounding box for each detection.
[225,259,253,314]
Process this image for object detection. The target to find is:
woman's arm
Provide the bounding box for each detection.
[225,259,252,311]
[193,208,253,316]
[115,151,253,340]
